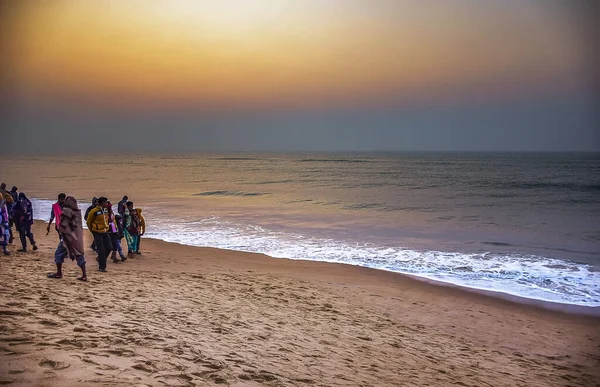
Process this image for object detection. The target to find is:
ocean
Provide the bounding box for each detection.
[4,152,600,306]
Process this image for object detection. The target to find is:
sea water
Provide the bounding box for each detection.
[21,152,600,306]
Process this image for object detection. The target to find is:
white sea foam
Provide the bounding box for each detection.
[32,198,600,306]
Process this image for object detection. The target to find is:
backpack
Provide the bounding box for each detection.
[1,193,13,204]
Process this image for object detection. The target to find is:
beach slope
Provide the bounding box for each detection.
[0,222,598,386]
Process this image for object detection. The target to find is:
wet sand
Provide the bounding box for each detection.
[0,221,599,386]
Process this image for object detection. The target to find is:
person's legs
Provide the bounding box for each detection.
[109,233,119,262]
[93,233,107,271]
[1,229,9,255]
[49,240,67,278]
[75,255,87,280]
[116,238,126,260]
[101,233,112,266]
[124,229,134,255]
[25,224,37,250]
[7,204,14,244]
[134,235,140,254]
[18,225,27,251]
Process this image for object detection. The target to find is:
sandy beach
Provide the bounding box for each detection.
[0,221,598,387]
[4,0,599,384]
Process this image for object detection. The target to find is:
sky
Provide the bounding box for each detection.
[1,0,598,153]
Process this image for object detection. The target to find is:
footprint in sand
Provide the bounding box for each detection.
[208,374,228,384]
[238,370,280,383]
[78,356,99,365]
[103,348,136,357]
[38,319,60,327]
[96,364,120,371]
[132,360,157,373]
[154,372,194,386]
[0,310,31,317]
[1,335,34,345]
[39,359,71,370]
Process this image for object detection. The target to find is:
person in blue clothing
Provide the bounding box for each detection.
[0,196,11,255]
[12,192,38,252]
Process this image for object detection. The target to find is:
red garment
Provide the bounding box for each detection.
[52,202,63,230]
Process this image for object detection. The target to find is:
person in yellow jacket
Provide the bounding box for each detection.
[134,208,145,254]
[86,197,111,272]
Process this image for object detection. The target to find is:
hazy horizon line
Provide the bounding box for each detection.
[4,150,600,157]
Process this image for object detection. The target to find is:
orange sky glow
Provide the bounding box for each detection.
[2,0,590,110]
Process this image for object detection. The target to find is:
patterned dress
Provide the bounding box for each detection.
[123,208,140,253]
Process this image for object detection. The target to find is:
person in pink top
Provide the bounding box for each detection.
[46,193,66,241]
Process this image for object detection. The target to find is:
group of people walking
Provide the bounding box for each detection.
[0,184,146,281]
[0,183,37,255]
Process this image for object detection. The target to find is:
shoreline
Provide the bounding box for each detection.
[28,196,600,311]
[146,234,600,318]
[1,221,599,386]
